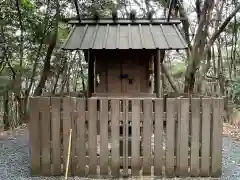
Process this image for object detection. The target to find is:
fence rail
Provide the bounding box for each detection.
[28,97,224,178]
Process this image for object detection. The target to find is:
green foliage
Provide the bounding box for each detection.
[232,78,240,104]
[224,21,240,34]
[58,23,69,40]
[0,75,11,95]
[21,0,34,9]
[80,0,116,17]
[171,62,186,78]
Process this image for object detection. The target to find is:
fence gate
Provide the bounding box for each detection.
[119,98,154,177]
[111,99,133,177]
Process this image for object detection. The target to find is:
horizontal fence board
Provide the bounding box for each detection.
[78,155,207,168]
[28,97,224,178]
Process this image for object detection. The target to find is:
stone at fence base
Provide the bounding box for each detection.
[0,131,7,143]
[0,127,3,133]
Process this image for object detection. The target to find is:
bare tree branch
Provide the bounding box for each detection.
[74,0,81,22]
[15,0,24,68]
[208,4,240,47]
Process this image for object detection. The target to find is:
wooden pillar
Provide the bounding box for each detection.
[94,58,97,93]
[154,50,162,98]
[87,51,94,97]
[160,50,166,96]
[149,57,154,94]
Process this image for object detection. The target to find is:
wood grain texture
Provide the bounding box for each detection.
[28,96,224,178]
[70,98,77,175]
[166,98,175,177]
[29,98,41,175]
[211,98,224,177]
[122,99,129,176]
[154,99,164,176]
[110,99,120,177]
[40,97,51,175]
[177,98,189,177]
[131,99,141,176]
[190,98,200,176]
[142,99,152,175]
[88,99,97,175]
[51,97,61,175]
[76,98,86,176]
[100,99,109,175]
[62,97,74,174]
[201,98,211,176]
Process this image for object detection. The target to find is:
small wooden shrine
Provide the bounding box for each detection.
[62,14,188,98]
[29,10,224,179]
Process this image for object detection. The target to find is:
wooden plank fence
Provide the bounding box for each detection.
[0,113,3,133]
[28,97,224,178]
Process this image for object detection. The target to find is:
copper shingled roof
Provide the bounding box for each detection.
[61,19,188,50]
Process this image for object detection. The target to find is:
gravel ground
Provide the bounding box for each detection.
[0,129,240,180]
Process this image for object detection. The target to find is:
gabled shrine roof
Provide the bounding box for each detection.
[61,18,188,50]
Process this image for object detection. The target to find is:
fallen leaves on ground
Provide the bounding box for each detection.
[0,124,28,140]
[223,123,240,140]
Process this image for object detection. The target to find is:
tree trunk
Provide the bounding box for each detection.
[161,64,179,94]
[78,51,87,97]
[3,91,9,130]
[184,2,240,93]
[34,0,60,96]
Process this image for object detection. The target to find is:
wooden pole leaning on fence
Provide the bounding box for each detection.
[65,129,72,180]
